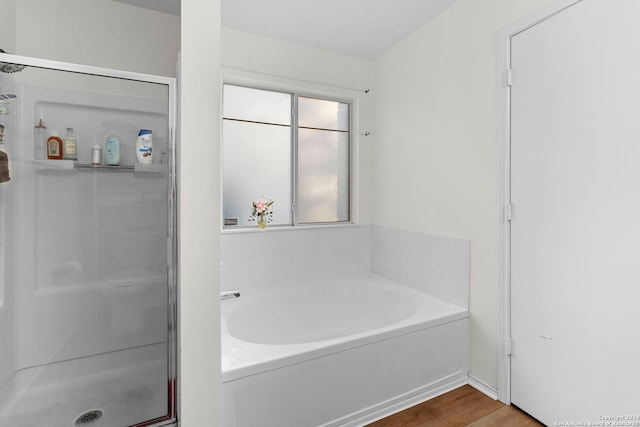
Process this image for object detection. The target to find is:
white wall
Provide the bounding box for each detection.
[180,1,221,425]
[221,226,372,292]
[372,226,468,310]
[373,0,556,389]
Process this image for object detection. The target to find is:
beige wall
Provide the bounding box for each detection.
[373,0,557,389]
[0,0,16,52]
[13,0,179,76]
[8,0,180,98]
[222,27,374,94]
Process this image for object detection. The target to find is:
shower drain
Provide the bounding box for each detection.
[75,409,103,425]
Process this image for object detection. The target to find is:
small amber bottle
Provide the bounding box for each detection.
[47,131,63,160]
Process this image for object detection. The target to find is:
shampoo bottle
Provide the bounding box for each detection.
[104,134,121,165]
[136,129,152,163]
[47,131,63,160]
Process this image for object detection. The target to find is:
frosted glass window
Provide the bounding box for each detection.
[223,85,291,125]
[297,129,349,223]
[222,84,350,228]
[298,97,349,131]
[222,119,292,226]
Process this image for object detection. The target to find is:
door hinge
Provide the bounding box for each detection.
[505,68,513,87]
[504,203,513,221]
[505,337,513,356]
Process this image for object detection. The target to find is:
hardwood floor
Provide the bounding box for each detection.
[366,385,543,427]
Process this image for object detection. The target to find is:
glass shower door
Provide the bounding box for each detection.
[0,53,177,427]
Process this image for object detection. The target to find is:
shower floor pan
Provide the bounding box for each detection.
[0,343,169,427]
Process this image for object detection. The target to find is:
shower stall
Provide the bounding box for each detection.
[0,53,177,426]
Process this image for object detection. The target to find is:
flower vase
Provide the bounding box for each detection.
[257,213,267,229]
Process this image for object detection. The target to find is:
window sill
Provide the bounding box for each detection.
[220,222,358,235]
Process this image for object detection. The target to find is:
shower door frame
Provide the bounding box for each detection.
[0,52,178,427]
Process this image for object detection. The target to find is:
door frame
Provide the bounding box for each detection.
[495,0,583,405]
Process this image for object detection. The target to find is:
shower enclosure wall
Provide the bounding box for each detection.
[0,53,177,427]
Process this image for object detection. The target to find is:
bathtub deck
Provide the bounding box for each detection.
[366,385,542,427]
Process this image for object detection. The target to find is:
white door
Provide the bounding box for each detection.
[510,0,640,424]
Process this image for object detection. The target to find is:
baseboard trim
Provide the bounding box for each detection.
[333,373,468,427]
[467,374,498,400]
[324,374,498,426]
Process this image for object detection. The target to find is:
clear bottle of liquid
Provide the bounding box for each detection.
[63,127,77,160]
[34,118,47,160]
[91,144,102,166]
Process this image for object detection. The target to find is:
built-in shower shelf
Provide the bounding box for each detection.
[32,159,76,170]
[33,160,167,175]
[75,163,133,171]
[76,162,167,174]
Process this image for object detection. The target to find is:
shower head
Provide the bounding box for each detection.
[0,49,26,73]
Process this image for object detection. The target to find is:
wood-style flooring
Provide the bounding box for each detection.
[366,385,543,427]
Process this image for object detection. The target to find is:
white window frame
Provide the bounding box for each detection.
[221,82,353,229]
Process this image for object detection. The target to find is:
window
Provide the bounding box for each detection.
[222,84,350,227]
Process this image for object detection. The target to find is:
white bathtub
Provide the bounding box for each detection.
[221,273,469,427]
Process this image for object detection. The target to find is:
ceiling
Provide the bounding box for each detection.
[113,0,459,59]
[113,0,180,16]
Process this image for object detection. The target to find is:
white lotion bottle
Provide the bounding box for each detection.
[91,144,102,166]
[136,129,152,163]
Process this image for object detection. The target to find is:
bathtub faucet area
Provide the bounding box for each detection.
[221,291,240,300]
